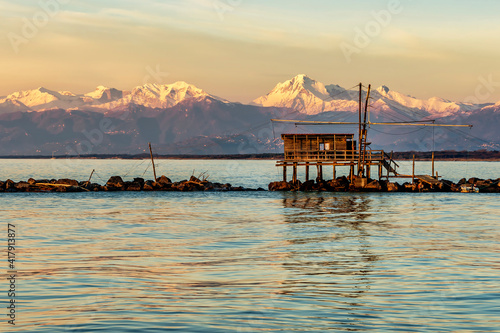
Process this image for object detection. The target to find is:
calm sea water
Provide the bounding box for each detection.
[1,159,499,332]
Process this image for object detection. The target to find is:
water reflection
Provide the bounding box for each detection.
[276,193,378,326]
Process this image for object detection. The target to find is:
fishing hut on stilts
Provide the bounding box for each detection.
[272,83,472,189]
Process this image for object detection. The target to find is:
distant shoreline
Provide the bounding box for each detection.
[0,151,499,161]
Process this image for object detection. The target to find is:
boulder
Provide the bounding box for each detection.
[126,182,142,191]
[365,180,382,191]
[28,178,37,185]
[189,176,201,183]
[157,175,172,184]
[300,180,315,191]
[14,181,30,191]
[268,181,292,191]
[143,180,154,191]
[468,177,483,184]
[56,178,79,186]
[386,182,399,192]
[106,176,125,189]
[133,178,145,187]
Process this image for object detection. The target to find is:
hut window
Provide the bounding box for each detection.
[319,143,325,151]
[324,142,330,150]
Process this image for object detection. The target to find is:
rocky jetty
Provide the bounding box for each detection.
[0,175,264,193]
[268,176,500,193]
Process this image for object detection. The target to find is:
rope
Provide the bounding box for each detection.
[122,160,146,178]
[93,171,106,183]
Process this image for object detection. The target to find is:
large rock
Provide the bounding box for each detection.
[14,181,30,191]
[268,181,292,191]
[56,178,79,186]
[143,180,154,191]
[189,176,201,183]
[299,180,315,191]
[125,182,142,191]
[106,176,125,189]
[365,180,382,191]
[133,178,145,187]
[386,182,400,192]
[157,175,172,184]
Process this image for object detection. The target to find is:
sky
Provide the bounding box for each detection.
[1,0,500,103]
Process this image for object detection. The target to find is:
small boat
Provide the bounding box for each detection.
[460,184,479,193]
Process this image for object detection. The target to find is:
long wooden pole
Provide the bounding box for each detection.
[87,169,95,184]
[271,119,472,127]
[360,84,371,177]
[432,151,435,178]
[149,142,157,182]
[412,154,415,184]
[357,83,363,176]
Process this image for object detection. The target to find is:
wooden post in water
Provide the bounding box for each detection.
[333,165,336,180]
[388,150,393,178]
[87,169,95,184]
[305,163,309,182]
[292,162,297,184]
[283,166,287,182]
[432,151,435,178]
[149,142,157,182]
[412,154,415,184]
[317,164,323,181]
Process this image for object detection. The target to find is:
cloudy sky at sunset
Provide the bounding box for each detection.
[1,0,499,103]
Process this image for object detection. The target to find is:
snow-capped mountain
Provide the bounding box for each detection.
[0,75,498,155]
[374,85,477,116]
[253,74,490,117]
[0,81,225,113]
[253,74,358,115]
[84,86,124,103]
[92,81,226,111]
[0,87,94,111]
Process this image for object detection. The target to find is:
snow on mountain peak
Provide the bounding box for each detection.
[253,74,357,114]
[6,87,60,108]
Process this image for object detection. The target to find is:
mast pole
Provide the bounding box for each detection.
[361,84,371,177]
[149,142,157,182]
[357,83,363,176]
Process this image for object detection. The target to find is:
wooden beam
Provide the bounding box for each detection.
[149,142,157,182]
[412,154,415,184]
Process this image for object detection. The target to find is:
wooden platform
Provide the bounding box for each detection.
[415,175,442,186]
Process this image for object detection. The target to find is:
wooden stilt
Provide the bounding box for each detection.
[378,163,382,181]
[432,151,435,178]
[292,162,297,184]
[283,165,287,182]
[412,154,415,184]
[366,165,371,179]
[317,164,323,181]
[333,165,336,180]
[305,163,310,182]
[350,164,354,183]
